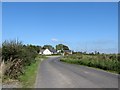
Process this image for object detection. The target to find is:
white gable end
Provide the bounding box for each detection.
[43,49,52,55]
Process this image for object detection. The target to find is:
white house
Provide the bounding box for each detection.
[39,48,57,55]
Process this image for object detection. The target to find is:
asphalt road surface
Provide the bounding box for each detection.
[35,56,118,88]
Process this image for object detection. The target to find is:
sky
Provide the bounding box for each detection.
[2,0,120,2]
[2,2,118,53]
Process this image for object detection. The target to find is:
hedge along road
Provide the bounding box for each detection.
[35,56,118,88]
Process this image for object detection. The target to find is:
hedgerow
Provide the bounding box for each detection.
[2,40,39,79]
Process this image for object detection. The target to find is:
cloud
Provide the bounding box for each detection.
[51,38,58,42]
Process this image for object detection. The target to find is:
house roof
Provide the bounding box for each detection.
[49,49,57,53]
[64,50,72,52]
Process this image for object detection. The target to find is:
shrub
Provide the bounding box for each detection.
[2,40,38,79]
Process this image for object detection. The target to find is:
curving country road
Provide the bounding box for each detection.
[35,56,118,88]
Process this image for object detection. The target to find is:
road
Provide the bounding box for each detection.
[35,56,118,88]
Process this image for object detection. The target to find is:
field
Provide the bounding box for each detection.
[60,53,120,74]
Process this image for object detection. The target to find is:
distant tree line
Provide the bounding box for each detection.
[42,44,69,51]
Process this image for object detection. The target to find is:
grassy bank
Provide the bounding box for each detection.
[60,54,120,74]
[19,55,46,88]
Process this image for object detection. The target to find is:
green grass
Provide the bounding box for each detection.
[61,59,118,74]
[60,54,120,74]
[19,55,45,88]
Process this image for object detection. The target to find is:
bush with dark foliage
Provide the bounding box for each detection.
[2,40,39,79]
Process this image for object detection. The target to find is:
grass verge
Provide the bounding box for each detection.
[60,58,119,74]
[19,55,46,88]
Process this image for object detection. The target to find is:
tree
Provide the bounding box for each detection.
[36,46,42,53]
[28,44,41,53]
[94,51,100,55]
[2,40,23,61]
[56,44,69,51]
[63,45,69,50]
[42,45,54,50]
